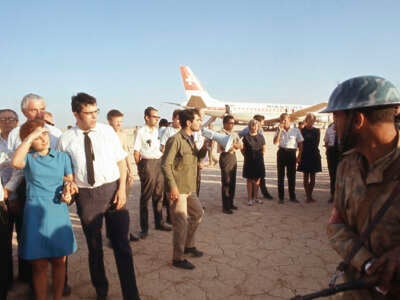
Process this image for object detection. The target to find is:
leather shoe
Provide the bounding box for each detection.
[172,259,195,270]
[129,233,140,242]
[222,209,233,214]
[263,192,274,200]
[184,247,203,257]
[231,205,238,210]
[139,231,148,239]
[155,223,172,231]
[63,283,72,297]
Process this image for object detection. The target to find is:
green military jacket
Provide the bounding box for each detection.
[161,129,207,194]
[327,135,400,299]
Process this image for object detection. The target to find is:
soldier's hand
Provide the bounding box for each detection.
[169,187,179,202]
[367,246,400,294]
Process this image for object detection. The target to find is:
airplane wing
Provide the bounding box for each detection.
[289,102,328,120]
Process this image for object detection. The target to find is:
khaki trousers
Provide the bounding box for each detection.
[170,192,203,260]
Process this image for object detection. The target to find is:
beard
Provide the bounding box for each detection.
[339,129,358,153]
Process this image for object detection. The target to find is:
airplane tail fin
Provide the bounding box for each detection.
[180,66,220,109]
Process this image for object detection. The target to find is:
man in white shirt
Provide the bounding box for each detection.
[273,113,304,204]
[57,93,140,300]
[160,109,181,152]
[133,106,171,239]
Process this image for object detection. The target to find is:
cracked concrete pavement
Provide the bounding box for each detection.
[8,131,341,299]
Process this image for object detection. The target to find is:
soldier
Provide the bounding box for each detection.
[325,76,400,299]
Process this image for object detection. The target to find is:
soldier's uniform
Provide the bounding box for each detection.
[323,76,400,300]
[327,139,400,299]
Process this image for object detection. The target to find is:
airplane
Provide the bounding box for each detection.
[170,66,329,129]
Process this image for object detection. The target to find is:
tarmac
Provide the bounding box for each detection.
[8,131,341,300]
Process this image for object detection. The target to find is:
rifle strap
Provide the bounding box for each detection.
[337,152,400,272]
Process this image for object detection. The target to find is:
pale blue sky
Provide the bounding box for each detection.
[1,1,399,129]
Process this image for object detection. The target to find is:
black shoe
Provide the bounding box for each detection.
[172,259,195,270]
[278,199,284,204]
[223,209,233,214]
[129,233,140,242]
[184,247,203,257]
[231,205,238,210]
[63,283,72,297]
[139,231,148,239]
[290,198,300,203]
[155,223,172,231]
[96,295,108,300]
[263,192,274,200]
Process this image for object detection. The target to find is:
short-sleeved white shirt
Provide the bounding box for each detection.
[57,123,127,188]
[274,126,304,149]
[133,125,163,159]
[324,124,336,147]
[160,126,180,146]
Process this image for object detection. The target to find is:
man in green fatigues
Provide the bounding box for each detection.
[325,76,400,299]
[161,109,207,270]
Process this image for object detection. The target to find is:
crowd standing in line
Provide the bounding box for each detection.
[3,77,400,299]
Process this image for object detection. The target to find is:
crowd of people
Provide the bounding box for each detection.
[1,74,400,299]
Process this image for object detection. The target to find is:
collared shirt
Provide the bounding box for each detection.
[274,126,304,149]
[133,125,163,159]
[160,126,180,146]
[8,123,62,152]
[217,129,242,154]
[327,135,400,297]
[192,131,204,149]
[324,123,336,147]
[161,129,207,194]
[57,123,126,188]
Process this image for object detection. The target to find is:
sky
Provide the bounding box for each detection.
[1,1,400,129]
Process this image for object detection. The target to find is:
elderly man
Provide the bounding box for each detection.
[325,76,400,299]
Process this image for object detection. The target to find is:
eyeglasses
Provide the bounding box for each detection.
[81,109,100,116]
[0,117,18,122]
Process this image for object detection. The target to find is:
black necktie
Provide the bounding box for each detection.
[83,131,95,186]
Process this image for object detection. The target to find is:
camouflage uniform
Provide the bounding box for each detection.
[325,76,400,299]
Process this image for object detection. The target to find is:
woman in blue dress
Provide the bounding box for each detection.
[11,119,77,300]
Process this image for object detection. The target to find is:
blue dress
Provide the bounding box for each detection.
[21,148,77,260]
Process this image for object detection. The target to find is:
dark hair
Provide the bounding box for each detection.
[0,109,18,120]
[107,109,124,121]
[19,119,45,141]
[253,114,265,122]
[172,109,181,119]
[179,108,200,129]
[280,113,289,121]
[71,93,97,113]
[159,118,169,127]
[223,114,234,124]
[356,106,396,124]
[144,106,157,117]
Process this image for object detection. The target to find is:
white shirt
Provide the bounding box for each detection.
[275,126,304,149]
[7,123,62,152]
[133,125,163,159]
[324,123,336,147]
[192,131,204,149]
[160,126,180,146]
[57,123,127,188]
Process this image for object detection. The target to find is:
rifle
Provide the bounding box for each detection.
[290,275,378,300]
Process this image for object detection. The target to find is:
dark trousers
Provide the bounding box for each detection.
[0,207,11,300]
[76,181,140,300]
[219,152,237,210]
[277,148,297,200]
[138,159,164,233]
[326,147,340,196]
